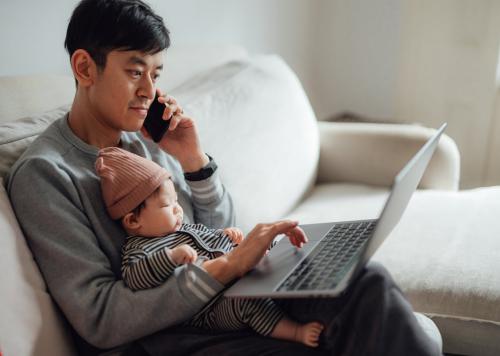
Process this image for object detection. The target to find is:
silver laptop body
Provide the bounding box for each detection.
[225,123,447,298]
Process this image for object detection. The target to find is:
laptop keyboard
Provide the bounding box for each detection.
[277,221,376,292]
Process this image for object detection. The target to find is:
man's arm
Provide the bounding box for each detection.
[8,158,224,349]
[183,157,235,229]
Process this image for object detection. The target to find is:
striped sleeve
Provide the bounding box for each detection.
[182,224,234,253]
[122,240,179,291]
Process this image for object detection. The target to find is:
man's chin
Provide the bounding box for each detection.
[122,118,145,133]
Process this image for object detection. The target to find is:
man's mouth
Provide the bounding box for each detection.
[129,106,148,116]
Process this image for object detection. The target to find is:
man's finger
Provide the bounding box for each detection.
[154,88,163,98]
[270,220,299,235]
[168,116,181,131]
[165,95,178,105]
[163,104,178,120]
[292,226,308,244]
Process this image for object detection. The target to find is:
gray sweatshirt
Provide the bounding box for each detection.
[6,114,235,349]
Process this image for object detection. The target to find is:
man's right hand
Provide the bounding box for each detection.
[228,220,307,277]
[202,220,307,284]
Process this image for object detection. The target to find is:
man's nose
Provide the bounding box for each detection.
[137,75,155,101]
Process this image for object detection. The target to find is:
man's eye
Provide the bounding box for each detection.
[153,73,161,81]
[128,70,142,77]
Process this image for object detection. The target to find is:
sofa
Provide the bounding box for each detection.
[1,45,498,355]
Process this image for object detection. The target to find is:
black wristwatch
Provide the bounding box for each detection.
[184,154,218,181]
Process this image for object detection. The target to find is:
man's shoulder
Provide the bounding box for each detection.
[20,117,69,156]
[7,118,82,189]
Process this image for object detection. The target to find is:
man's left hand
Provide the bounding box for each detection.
[140,91,209,172]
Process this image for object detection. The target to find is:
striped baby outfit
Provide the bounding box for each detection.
[121,223,284,336]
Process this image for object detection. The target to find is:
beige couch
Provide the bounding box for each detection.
[1,46,498,355]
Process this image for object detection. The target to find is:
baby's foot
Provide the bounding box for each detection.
[296,321,324,347]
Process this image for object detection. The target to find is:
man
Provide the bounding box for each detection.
[7,0,441,355]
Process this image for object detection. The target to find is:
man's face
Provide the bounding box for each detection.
[88,50,164,133]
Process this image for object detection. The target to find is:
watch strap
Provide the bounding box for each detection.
[184,154,218,181]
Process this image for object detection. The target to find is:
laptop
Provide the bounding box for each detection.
[225,123,447,298]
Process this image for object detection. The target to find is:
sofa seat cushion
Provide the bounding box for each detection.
[286,183,389,223]
[374,187,500,356]
[288,184,500,356]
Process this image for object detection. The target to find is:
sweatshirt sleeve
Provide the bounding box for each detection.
[185,168,236,229]
[7,158,225,349]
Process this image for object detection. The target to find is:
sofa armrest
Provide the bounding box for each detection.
[317,122,461,190]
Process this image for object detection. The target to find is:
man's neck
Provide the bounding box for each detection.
[68,91,122,149]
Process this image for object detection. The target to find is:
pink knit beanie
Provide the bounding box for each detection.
[95,147,171,219]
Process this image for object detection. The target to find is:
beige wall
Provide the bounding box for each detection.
[485,90,500,186]
[311,0,500,188]
[394,0,500,188]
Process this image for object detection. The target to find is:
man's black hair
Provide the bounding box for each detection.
[64,0,170,70]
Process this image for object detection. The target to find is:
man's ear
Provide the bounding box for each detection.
[122,212,142,231]
[70,49,98,88]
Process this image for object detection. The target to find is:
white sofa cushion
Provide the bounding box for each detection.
[375,187,500,356]
[0,105,70,180]
[171,55,320,233]
[0,179,76,355]
[161,44,249,91]
[0,76,74,124]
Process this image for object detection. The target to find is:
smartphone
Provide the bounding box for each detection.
[143,93,170,142]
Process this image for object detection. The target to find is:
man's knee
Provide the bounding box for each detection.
[351,261,400,301]
[365,261,390,277]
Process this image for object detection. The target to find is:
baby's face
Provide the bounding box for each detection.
[134,179,184,237]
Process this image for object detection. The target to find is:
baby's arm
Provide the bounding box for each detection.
[122,244,198,291]
[168,244,198,265]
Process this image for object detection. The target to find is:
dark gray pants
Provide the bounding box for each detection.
[139,262,441,356]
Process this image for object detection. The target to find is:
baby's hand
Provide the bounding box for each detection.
[168,244,198,265]
[223,227,244,245]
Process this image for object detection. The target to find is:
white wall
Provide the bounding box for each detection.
[311,0,403,121]
[1,0,500,188]
[0,0,77,76]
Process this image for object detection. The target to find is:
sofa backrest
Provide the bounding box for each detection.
[170,55,319,232]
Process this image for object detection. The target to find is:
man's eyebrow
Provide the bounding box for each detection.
[127,56,163,70]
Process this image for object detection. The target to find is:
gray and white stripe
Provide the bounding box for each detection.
[121,224,234,291]
[188,296,284,336]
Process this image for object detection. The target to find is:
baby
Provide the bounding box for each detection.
[95,147,324,347]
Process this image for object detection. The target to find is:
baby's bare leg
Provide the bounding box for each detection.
[271,317,324,347]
